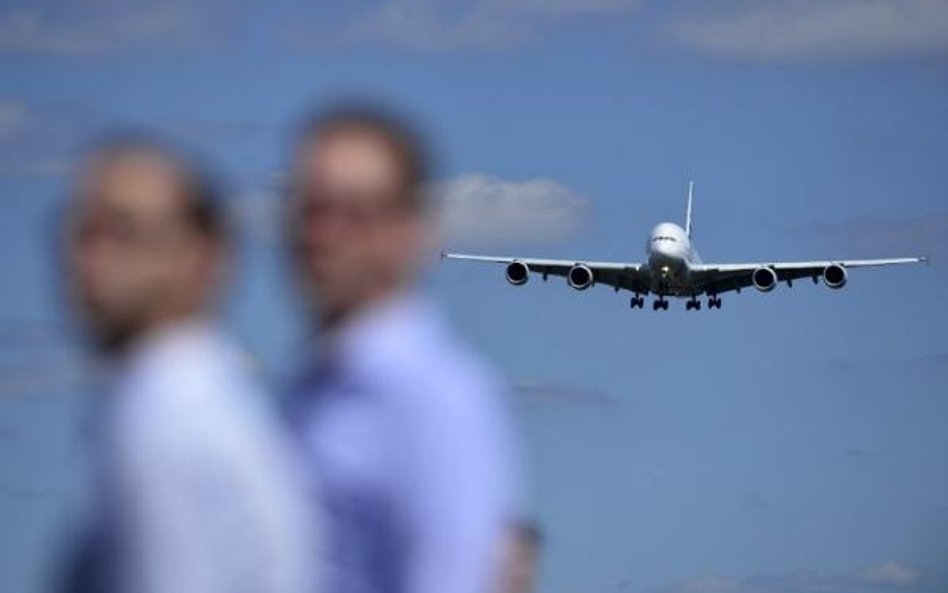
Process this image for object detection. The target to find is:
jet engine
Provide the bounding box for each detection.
[505,261,529,285]
[752,266,778,292]
[822,263,848,289]
[567,264,594,290]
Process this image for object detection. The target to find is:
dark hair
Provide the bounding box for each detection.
[294,101,432,211]
[82,131,227,240]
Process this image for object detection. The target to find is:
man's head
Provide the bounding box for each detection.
[498,520,543,593]
[64,135,227,353]
[288,104,432,329]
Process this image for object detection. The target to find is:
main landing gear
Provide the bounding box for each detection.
[629,294,722,311]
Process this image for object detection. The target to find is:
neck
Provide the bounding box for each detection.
[318,283,409,335]
[101,309,206,358]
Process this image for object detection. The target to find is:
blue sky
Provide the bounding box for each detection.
[1,1,947,592]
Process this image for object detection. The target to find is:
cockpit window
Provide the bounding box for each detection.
[650,236,678,243]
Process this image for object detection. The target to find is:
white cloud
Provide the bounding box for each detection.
[230,172,590,247]
[431,173,590,246]
[658,560,928,593]
[668,0,948,61]
[295,0,642,52]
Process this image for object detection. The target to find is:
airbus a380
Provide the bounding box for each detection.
[442,183,927,311]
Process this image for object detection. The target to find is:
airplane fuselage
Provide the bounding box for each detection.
[645,222,699,297]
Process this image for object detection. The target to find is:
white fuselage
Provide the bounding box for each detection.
[645,222,700,296]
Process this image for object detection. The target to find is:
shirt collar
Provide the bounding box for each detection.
[318,291,442,377]
[110,317,218,388]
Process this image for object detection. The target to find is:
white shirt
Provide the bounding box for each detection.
[290,295,519,593]
[90,320,319,593]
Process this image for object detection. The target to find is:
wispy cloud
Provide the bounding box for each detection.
[667,0,948,62]
[0,100,30,140]
[842,447,879,461]
[513,381,617,407]
[432,173,590,246]
[0,101,68,176]
[0,0,235,55]
[0,98,265,180]
[0,320,89,397]
[786,214,947,272]
[656,560,928,593]
[0,99,97,179]
[289,0,642,52]
[0,361,88,398]
[828,215,948,259]
[825,352,948,379]
[0,485,58,500]
[228,174,287,244]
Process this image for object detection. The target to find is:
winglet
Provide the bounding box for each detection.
[685,180,694,239]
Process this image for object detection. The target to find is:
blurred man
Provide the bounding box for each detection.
[61,136,317,593]
[286,105,518,593]
[496,521,542,593]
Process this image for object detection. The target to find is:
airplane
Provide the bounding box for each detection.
[441,182,928,311]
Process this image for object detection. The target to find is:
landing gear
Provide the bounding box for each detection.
[630,295,645,309]
[686,298,702,311]
[652,298,669,311]
[707,296,722,309]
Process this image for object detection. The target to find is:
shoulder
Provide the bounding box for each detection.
[380,312,512,441]
[112,326,277,460]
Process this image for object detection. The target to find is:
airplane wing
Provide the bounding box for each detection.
[692,257,927,296]
[442,252,649,293]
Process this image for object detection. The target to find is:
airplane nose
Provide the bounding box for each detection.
[653,241,675,257]
[649,240,685,271]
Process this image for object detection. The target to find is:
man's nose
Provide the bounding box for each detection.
[303,213,349,250]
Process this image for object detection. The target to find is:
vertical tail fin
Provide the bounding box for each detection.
[685,180,694,239]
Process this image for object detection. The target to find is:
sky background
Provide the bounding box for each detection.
[1,1,947,592]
